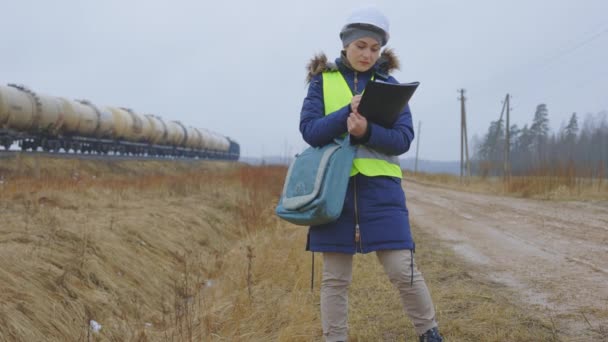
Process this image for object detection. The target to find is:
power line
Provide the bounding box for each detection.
[537,26,608,69]
[472,25,608,135]
[468,23,608,91]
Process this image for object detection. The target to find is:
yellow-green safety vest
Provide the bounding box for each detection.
[322,70,403,178]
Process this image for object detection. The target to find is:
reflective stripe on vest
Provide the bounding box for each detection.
[322,71,403,178]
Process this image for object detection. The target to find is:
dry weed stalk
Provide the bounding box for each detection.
[246,245,254,302]
[79,225,89,276]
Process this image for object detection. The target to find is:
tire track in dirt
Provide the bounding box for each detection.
[404,180,608,336]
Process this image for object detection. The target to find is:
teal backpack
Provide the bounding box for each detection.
[275,137,356,226]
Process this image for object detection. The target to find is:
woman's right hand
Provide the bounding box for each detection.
[351,95,362,114]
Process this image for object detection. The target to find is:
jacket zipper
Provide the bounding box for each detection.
[353,71,362,252]
[354,177,363,252]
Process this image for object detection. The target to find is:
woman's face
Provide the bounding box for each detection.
[344,37,381,72]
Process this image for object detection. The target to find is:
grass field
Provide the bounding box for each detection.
[0,155,578,341]
[404,170,608,201]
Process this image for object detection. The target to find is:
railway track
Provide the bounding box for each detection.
[0,149,230,162]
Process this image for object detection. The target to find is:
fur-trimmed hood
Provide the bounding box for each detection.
[306,48,400,83]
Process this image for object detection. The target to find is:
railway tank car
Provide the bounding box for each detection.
[0,83,239,160]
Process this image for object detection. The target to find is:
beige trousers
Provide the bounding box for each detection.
[320,250,437,342]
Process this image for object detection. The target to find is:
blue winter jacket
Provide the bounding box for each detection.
[300,50,416,254]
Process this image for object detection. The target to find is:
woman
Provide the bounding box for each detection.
[299,6,443,342]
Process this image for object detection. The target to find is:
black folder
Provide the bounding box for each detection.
[358,80,419,128]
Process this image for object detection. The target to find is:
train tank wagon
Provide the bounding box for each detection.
[143,114,168,145]
[0,84,69,151]
[0,83,240,160]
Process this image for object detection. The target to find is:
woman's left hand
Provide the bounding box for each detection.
[347,111,368,138]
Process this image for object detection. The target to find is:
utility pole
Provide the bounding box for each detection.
[464,103,471,179]
[459,90,464,181]
[414,120,421,174]
[458,89,470,182]
[504,94,511,182]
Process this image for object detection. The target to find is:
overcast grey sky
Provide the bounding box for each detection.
[2,0,607,161]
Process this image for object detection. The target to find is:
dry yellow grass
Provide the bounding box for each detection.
[0,154,283,341]
[404,171,608,201]
[0,155,587,341]
[199,220,557,341]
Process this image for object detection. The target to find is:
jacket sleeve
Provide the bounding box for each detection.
[360,76,415,156]
[299,74,351,147]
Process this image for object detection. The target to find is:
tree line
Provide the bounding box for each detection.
[472,105,608,178]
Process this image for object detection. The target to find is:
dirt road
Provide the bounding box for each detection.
[404,180,608,336]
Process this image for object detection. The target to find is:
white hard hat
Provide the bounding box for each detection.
[340,5,390,46]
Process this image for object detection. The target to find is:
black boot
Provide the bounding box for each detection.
[419,327,443,342]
